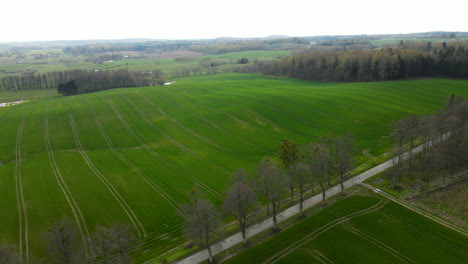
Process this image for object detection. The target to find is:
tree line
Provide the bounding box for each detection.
[235,41,468,81]
[181,134,355,262]
[388,96,468,188]
[0,69,165,94]
[0,218,136,264]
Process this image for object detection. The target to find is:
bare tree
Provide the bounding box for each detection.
[89,223,135,264]
[389,147,401,189]
[43,217,84,264]
[294,162,310,215]
[390,120,406,186]
[256,158,272,214]
[222,170,257,245]
[400,115,420,171]
[181,195,219,263]
[0,244,19,264]
[256,158,286,231]
[334,133,354,193]
[89,226,114,264]
[278,138,299,200]
[113,224,135,264]
[305,142,330,203]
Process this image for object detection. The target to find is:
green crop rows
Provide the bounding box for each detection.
[224,195,468,264]
[0,73,467,262]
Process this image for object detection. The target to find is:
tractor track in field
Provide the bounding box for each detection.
[379,212,468,255]
[265,200,387,264]
[15,118,29,264]
[44,105,90,256]
[122,96,232,176]
[314,250,334,264]
[68,113,146,240]
[83,98,182,212]
[361,183,468,237]
[349,227,416,263]
[222,102,287,132]
[137,93,233,154]
[107,100,223,200]
[192,114,265,152]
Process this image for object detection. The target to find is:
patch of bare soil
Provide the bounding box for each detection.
[409,179,468,228]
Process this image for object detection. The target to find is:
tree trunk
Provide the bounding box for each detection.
[207,245,213,263]
[340,173,344,193]
[319,181,325,203]
[299,185,303,215]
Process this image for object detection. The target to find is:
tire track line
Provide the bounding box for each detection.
[265,200,387,264]
[349,227,416,263]
[315,251,334,264]
[68,113,146,240]
[379,212,468,255]
[123,96,232,175]
[107,100,222,200]
[137,93,232,154]
[361,183,468,236]
[15,118,29,264]
[83,99,182,212]
[44,105,90,256]
[192,114,265,152]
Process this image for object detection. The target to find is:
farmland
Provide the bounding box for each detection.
[0,73,468,262]
[224,194,468,264]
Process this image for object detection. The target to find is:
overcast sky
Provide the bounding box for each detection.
[1,0,467,42]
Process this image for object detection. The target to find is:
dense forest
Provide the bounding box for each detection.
[235,41,468,81]
[0,69,164,94]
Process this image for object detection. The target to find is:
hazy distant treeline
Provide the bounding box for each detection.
[62,37,311,55]
[189,37,310,54]
[235,41,468,81]
[0,69,165,94]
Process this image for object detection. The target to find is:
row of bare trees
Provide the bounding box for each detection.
[389,96,468,188]
[181,134,354,262]
[0,218,135,264]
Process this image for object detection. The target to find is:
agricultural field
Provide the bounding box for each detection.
[0,49,291,78]
[224,195,468,264]
[0,73,467,263]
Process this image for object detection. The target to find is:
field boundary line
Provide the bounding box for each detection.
[123,95,232,175]
[361,183,468,237]
[15,118,29,264]
[266,200,387,264]
[349,227,416,263]
[68,113,146,239]
[379,212,468,255]
[107,99,222,200]
[44,104,90,256]
[83,98,182,212]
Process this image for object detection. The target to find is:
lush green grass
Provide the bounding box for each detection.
[0,74,467,263]
[225,195,468,264]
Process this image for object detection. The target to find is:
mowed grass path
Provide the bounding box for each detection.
[0,74,467,262]
[224,195,468,264]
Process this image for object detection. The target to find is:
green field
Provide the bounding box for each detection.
[0,50,291,78]
[224,195,468,264]
[0,73,467,262]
